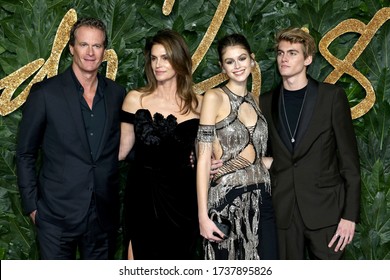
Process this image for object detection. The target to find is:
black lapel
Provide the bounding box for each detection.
[294,77,318,150]
[95,75,112,161]
[271,84,294,154]
[61,68,91,157]
[275,86,294,153]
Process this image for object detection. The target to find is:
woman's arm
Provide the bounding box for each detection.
[118,91,141,161]
[119,122,135,161]
[196,89,225,241]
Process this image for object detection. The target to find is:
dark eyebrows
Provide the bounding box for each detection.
[150,53,168,58]
[223,52,248,62]
[277,48,300,53]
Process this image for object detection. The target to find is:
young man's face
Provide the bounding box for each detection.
[69,26,105,76]
[276,40,312,80]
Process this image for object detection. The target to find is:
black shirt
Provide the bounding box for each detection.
[71,69,106,161]
[282,86,307,147]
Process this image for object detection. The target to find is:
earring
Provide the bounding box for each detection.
[251,61,255,67]
[222,69,226,73]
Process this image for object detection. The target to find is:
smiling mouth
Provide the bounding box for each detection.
[233,69,245,75]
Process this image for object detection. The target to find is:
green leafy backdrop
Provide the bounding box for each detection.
[0,0,389,259]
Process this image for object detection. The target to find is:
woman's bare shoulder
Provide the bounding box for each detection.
[204,87,224,101]
[122,90,143,112]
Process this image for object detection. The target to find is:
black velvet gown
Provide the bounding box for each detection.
[122,109,200,260]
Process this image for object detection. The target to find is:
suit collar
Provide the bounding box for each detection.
[60,68,91,157]
[69,67,107,99]
[293,77,324,156]
[268,84,292,155]
[271,76,318,154]
[95,82,114,161]
[60,67,114,162]
[293,77,318,149]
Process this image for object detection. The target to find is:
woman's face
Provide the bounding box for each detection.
[221,45,253,83]
[150,43,177,83]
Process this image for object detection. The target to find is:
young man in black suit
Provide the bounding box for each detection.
[16,18,126,259]
[259,27,361,259]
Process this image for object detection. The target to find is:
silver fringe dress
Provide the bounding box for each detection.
[197,86,271,260]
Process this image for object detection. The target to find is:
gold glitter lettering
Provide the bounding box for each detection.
[190,0,262,99]
[162,0,175,16]
[0,9,118,116]
[0,59,44,116]
[319,7,390,119]
[1,4,389,118]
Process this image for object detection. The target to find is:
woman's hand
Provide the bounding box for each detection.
[199,216,225,242]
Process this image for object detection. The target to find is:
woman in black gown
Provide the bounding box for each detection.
[119,29,202,260]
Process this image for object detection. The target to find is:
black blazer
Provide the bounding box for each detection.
[16,67,126,231]
[260,77,361,230]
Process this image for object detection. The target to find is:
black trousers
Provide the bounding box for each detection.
[36,199,116,260]
[258,184,279,260]
[277,203,343,260]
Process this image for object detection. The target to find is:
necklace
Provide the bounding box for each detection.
[281,87,307,143]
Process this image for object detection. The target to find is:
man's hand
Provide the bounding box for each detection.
[190,150,223,176]
[328,218,356,252]
[262,157,273,170]
[210,159,223,176]
[30,210,37,224]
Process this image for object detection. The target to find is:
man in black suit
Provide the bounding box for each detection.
[16,18,126,259]
[260,27,361,259]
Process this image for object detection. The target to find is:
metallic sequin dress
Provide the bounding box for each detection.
[197,86,271,260]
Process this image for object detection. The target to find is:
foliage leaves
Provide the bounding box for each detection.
[0,0,389,259]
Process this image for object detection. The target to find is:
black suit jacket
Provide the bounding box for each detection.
[260,77,361,230]
[16,67,126,231]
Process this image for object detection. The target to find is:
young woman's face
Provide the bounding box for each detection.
[221,45,253,83]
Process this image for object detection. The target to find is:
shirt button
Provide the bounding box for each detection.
[90,132,94,136]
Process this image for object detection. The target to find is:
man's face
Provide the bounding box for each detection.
[69,26,105,76]
[276,40,312,80]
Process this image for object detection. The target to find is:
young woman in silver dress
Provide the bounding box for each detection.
[196,34,278,260]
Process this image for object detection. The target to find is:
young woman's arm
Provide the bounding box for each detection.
[196,89,225,242]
